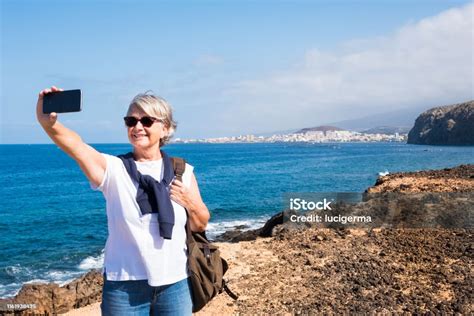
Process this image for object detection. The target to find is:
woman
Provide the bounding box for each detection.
[36,86,210,315]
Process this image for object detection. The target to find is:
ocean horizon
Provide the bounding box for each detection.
[1,142,473,298]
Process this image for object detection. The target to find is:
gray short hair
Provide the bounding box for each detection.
[126,91,177,147]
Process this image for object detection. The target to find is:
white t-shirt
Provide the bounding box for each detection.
[91,153,193,286]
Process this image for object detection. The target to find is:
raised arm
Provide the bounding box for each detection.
[36,86,106,187]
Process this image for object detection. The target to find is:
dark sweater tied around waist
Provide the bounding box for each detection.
[118,150,175,240]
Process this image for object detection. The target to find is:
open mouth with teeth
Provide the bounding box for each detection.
[132,133,147,139]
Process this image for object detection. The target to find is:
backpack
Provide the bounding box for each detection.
[171,157,238,312]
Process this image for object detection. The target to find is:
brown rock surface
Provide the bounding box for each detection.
[202,228,473,314]
[0,270,102,315]
[367,164,474,193]
[60,227,474,315]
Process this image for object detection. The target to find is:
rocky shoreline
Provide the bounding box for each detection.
[367,163,474,193]
[1,164,472,315]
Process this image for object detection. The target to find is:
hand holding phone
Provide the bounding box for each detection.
[43,89,82,114]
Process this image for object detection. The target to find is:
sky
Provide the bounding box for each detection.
[1,0,473,144]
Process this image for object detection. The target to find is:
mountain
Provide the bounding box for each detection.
[254,128,299,137]
[407,101,474,145]
[362,126,411,135]
[326,105,431,131]
[295,126,344,134]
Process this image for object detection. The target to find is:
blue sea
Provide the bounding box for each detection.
[0,142,473,298]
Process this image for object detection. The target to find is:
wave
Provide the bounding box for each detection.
[43,270,78,286]
[378,170,390,176]
[0,282,21,298]
[78,251,105,270]
[5,264,33,277]
[206,215,269,240]
[0,252,105,299]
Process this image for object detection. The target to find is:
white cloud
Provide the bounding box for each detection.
[214,3,473,134]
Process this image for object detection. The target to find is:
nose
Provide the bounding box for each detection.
[134,120,145,129]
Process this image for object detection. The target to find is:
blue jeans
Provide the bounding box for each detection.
[101,275,193,316]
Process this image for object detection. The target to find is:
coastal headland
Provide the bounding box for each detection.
[407,101,474,146]
[0,165,472,315]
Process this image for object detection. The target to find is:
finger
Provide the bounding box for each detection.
[51,86,61,92]
[40,89,50,97]
[172,179,184,187]
[50,112,57,121]
[170,190,182,198]
[170,184,183,191]
[171,185,186,195]
[174,186,187,195]
[170,194,180,203]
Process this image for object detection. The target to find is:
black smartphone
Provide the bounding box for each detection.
[43,89,82,114]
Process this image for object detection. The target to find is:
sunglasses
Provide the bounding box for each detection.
[123,116,163,128]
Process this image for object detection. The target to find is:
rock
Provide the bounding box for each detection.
[258,212,284,237]
[0,270,103,315]
[214,228,261,242]
[73,270,103,307]
[9,283,57,315]
[53,285,77,314]
[407,100,474,145]
[215,211,284,242]
[366,164,474,193]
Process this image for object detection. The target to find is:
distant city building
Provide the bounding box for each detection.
[172,129,407,144]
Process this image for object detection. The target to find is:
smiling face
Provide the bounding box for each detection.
[126,107,168,151]
[125,92,177,152]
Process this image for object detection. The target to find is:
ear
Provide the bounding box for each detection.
[160,124,169,137]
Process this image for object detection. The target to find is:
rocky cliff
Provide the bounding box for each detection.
[407,101,474,145]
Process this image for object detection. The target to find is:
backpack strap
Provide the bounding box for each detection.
[170,157,186,182]
[170,156,199,241]
[223,280,239,300]
[171,156,239,303]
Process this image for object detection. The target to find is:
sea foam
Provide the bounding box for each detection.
[206,216,269,240]
[78,250,105,270]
